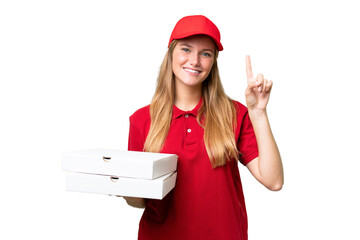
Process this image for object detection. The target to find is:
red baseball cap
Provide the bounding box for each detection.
[168,15,223,51]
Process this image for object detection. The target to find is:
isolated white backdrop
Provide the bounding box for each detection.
[1,0,359,239]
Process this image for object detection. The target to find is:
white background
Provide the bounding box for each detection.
[1,0,359,239]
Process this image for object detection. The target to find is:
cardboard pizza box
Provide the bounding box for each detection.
[62,149,178,180]
[66,171,177,200]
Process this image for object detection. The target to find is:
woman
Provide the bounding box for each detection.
[125,15,283,240]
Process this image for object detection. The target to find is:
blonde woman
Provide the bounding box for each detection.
[125,15,283,240]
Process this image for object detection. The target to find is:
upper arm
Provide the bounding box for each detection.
[128,106,150,151]
[128,119,145,151]
[235,102,259,165]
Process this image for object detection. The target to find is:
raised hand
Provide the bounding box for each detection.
[245,55,272,111]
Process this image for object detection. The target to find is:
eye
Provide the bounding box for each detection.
[201,52,211,57]
[181,48,190,53]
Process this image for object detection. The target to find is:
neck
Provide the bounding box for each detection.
[174,81,202,111]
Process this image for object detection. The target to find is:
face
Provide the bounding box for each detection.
[172,35,216,90]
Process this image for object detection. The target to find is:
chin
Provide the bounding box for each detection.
[178,76,206,87]
[182,80,203,88]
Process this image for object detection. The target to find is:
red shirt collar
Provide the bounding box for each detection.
[172,97,203,120]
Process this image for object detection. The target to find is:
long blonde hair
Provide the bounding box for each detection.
[144,40,238,167]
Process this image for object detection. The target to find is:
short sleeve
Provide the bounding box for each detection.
[128,119,145,152]
[237,109,259,165]
[127,105,151,152]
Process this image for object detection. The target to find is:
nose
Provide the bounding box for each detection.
[189,53,200,66]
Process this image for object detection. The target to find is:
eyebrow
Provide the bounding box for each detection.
[179,43,214,53]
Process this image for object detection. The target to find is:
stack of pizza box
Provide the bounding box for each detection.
[62,149,178,200]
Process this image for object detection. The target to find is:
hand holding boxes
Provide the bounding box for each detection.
[62,149,178,199]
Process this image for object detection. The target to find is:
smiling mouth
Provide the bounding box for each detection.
[183,67,201,74]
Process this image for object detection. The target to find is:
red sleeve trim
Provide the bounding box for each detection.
[240,150,259,166]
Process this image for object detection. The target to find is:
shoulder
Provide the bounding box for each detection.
[231,100,248,118]
[128,105,151,151]
[129,105,151,128]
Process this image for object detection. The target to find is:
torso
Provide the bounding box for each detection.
[128,99,258,240]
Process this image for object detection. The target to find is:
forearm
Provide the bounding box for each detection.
[249,109,284,190]
[123,197,146,208]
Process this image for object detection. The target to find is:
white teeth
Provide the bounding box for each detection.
[184,68,200,73]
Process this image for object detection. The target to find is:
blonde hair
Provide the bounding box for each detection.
[144,40,238,168]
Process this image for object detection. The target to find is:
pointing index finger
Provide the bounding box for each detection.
[246,55,253,82]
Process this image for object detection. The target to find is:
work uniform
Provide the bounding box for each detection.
[128,98,258,240]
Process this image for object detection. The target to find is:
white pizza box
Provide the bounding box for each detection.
[66,171,177,199]
[62,149,178,180]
